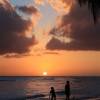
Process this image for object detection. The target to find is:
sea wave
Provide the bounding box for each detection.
[8,94,45,100]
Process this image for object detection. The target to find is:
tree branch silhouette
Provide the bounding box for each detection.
[78,0,100,23]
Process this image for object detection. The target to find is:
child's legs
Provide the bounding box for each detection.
[51,96,53,100]
[54,97,56,100]
[53,96,56,100]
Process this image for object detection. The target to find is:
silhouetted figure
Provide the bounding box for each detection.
[49,87,56,100]
[65,81,70,100]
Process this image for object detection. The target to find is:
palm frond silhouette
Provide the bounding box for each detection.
[78,0,100,23]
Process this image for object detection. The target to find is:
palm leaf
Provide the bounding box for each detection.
[78,0,100,23]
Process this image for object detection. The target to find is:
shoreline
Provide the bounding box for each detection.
[4,94,100,100]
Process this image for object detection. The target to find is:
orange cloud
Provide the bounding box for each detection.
[34,0,44,5]
[35,0,74,14]
[0,0,6,4]
[48,0,73,14]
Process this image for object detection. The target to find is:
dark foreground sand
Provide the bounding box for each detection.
[30,97,100,100]
[11,94,100,100]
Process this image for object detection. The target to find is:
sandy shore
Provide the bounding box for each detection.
[10,94,100,100]
[33,97,100,100]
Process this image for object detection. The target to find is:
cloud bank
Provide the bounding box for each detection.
[46,2,100,51]
[0,0,40,55]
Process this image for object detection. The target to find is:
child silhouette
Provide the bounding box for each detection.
[49,87,56,100]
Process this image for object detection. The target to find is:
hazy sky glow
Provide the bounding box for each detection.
[0,0,100,76]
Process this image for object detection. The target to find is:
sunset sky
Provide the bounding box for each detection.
[0,0,100,76]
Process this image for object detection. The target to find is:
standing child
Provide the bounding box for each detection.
[49,87,56,100]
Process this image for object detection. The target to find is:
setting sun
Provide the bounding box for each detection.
[43,72,48,76]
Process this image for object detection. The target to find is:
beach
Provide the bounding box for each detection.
[0,76,100,100]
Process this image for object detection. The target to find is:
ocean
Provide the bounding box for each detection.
[0,76,100,100]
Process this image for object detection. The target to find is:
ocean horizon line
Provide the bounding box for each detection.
[0,75,100,77]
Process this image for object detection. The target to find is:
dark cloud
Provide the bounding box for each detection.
[46,2,100,51]
[46,37,67,50]
[43,51,59,55]
[17,6,38,15]
[0,1,38,55]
